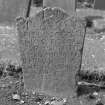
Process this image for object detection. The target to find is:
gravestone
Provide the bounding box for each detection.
[17,7,86,98]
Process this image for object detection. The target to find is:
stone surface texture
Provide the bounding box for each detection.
[17,7,86,97]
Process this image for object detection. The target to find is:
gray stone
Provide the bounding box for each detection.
[17,7,86,98]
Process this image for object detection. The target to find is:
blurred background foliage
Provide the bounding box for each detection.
[0,0,96,25]
[0,0,26,25]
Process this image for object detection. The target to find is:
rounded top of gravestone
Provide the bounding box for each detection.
[16,7,86,32]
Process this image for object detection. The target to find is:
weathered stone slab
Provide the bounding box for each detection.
[17,7,86,97]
